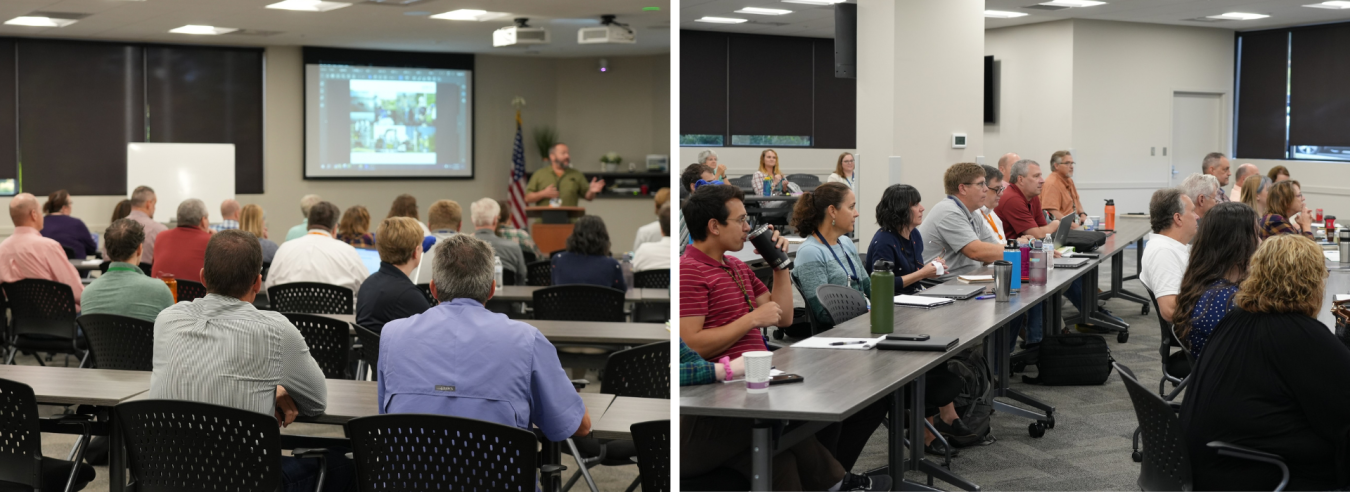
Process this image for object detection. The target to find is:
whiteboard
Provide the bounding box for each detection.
[126,143,235,226]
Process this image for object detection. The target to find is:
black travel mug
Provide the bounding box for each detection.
[748,224,793,270]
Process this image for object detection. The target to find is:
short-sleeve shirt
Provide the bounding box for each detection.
[1140,233,1190,298]
[82,262,175,322]
[916,196,996,275]
[127,210,169,264]
[526,166,589,207]
[866,228,925,295]
[1041,173,1085,219]
[679,246,768,361]
[995,183,1048,238]
[1186,280,1237,361]
[356,262,432,334]
[150,226,212,282]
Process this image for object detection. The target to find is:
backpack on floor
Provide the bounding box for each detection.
[943,344,996,448]
[1022,333,1114,386]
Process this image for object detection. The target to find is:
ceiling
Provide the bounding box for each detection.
[0,0,670,57]
[680,0,1350,38]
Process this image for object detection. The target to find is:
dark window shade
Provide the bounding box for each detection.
[728,34,813,138]
[147,46,265,193]
[812,39,855,149]
[1235,30,1290,159]
[0,40,15,182]
[680,31,728,138]
[17,40,144,196]
[1289,24,1350,148]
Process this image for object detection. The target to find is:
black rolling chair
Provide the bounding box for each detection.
[777,276,823,340]
[727,174,753,190]
[533,285,626,322]
[631,270,670,322]
[1132,288,1195,462]
[354,324,380,381]
[564,342,668,492]
[261,261,271,282]
[282,313,353,379]
[137,263,152,276]
[1,279,85,366]
[632,269,669,289]
[60,246,76,260]
[117,399,328,492]
[527,260,553,287]
[415,284,439,307]
[0,378,95,492]
[630,420,671,492]
[1115,362,1290,491]
[786,173,822,191]
[267,282,354,315]
[96,261,111,275]
[346,413,559,492]
[503,269,517,286]
[816,284,870,324]
[76,314,154,371]
[175,279,207,303]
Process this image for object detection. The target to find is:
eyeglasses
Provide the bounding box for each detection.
[725,215,751,225]
[989,185,1005,195]
[963,181,988,189]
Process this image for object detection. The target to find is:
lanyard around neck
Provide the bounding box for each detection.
[814,231,859,285]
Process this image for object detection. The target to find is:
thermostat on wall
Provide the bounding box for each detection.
[952,133,967,149]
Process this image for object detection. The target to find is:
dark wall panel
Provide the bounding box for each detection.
[147,46,265,193]
[17,40,143,196]
[728,34,814,138]
[1235,30,1289,160]
[680,30,728,137]
[0,40,15,183]
[1289,24,1350,148]
[813,39,855,149]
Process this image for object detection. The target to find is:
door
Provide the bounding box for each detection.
[1171,92,1225,187]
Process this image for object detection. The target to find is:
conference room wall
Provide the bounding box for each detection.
[674,147,857,178]
[1236,159,1350,214]
[983,20,1075,179]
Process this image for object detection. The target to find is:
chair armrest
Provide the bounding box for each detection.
[540,464,567,475]
[1207,442,1289,491]
[1167,401,1182,412]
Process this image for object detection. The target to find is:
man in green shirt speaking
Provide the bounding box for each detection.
[524,143,607,207]
[83,218,176,322]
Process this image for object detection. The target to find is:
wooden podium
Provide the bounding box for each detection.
[527,206,586,255]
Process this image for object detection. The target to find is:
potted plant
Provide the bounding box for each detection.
[532,126,558,163]
[600,152,622,172]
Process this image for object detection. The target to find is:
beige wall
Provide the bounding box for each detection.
[675,147,856,179]
[983,20,1074,172]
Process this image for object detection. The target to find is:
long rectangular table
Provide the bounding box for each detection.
[591,396,669,440]
[493,286,669,303]
[314,314,669,346]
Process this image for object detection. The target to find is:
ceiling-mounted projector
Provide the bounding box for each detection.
[494,18,550,47]
[578,15,635,44]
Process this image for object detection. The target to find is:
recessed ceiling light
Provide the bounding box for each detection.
[1205,12,1269,20]
[1304,1,1350,9]
[4,16,78,27]
[1039,0,1106,7]
[696,16,749,24]
[170,25,239,35]
[984,10,1030,18]
[736,7,793,15]
[266,0,352,12]
[781,0,845,5]
[430,9,511,21]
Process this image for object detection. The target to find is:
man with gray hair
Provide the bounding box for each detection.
[150,198,213,282]
[377,233,592,443]
[469,198,526,285]
[284,194,323,242]
[212,199,241,232]
[1229,163,1259,202]
[1141,188,1198,321]
[267,201,369,296]
[127,185,168,264]
[1179,173,1221,218]
[1201,152,1231,202]
[996,159,1061,239]
[0,193,84,307]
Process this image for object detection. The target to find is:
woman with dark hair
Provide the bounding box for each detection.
[826,152,856,190]
[111,199,132,223]
[1172,202,1259,361]
[386,193,432,237]
[1267,164,1290,182]
[1259,180,1312,240]
[865,184,945,295]
[551,215,626,290]
[337,205,376,249]
[40,189,96,259]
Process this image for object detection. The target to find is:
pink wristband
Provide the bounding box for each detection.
[720,356,732,381]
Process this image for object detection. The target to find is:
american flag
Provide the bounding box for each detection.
[507,110,528,229]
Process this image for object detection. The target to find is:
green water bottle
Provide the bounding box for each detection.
[870,260,894,334]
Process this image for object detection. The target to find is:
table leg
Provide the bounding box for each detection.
[900,374,980,491]
[1122,237,1143,281]
[1100,244,1149,307]
[109,412,125,492]
[1083,267,1129,332]
[751,420,773,491]
[991,324,1056,422]
[890,389,904,487]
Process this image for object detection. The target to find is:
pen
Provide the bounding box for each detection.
[975,294,995,300]
[830,341,868,346]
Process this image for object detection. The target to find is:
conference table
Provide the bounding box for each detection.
[493,286,670,303]
[680,216,1152,491]
[314,313,669,346]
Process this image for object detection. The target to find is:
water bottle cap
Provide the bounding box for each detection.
[873,259,893,271]
[1105,199,1115,205]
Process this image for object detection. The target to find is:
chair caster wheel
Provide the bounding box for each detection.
[1029,422,1046,438]
[1011,361,1026,374]
[1132,450,1143,462]
[1045,414,1055,429]
[1117,331,1130,343]
[772,329,784,340]
[1141,304,1150,316]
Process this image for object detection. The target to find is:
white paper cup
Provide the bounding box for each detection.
[743,351,773,393]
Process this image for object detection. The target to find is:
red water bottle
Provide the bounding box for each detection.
[1104,199,1116,231]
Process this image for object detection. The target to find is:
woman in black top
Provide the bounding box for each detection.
[1179,234,1350,491]
[865,184,945,294]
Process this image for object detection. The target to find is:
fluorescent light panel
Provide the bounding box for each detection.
[266,0,352,12]
[736,7,792,15]
[781,0,845,5]
[984,10,1029,18]
[170,25,239,35]
[1305,1,1350,9]
[1040,0,1106,7]
[5,16,77,27]
[430,9,510,21]
[696,16,748,24]
[1205,12,1268,20]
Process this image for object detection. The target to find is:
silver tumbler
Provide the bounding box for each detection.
[1340,229,1350,264]
[993,260,1013,302]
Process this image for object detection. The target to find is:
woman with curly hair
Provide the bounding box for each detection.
[551,215,625,291]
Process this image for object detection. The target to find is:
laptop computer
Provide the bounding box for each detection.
[1051,219,1091,268]
[915,283,986,300]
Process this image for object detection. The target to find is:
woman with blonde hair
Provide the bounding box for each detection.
[1239,175,1270,215]
[1258,180,1312,240]
[337,205,376,248]
[750,149,789,197]
[239,204,279,263]
[826,152,856,190]
[1180,234,1350,491]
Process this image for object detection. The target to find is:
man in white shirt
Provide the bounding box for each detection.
[1140,188,1199,322]
[633,203,672,272]
[1229,163,1259,202]
[632,188,671,253]
[978,165,1010,244]
[266,201,369,297]
[412,199,461,285]
[1179,173,1221,218]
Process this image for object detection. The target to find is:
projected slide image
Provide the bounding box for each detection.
[349,79,437,165]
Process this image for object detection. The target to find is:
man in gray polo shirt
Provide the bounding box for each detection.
[918,162,1006,275]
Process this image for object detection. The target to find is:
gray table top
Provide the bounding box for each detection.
[314,314,669,346]
[70,259,102,272]
[592,396,668,440]
[492,286,668,303]
[0,365,150,407]
[298,380,618,427]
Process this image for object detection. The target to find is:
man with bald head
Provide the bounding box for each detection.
[997,153,1021,183]
[1230,163,1259,202]
[0,194,84,307]
[212,199,241,232]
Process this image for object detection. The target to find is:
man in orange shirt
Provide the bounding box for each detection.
[1041,150,1087,226]
[150,198,213,283]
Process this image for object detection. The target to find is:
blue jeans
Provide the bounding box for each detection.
[282,448,355,492]
[1066,278,1084,311]
[1009,303,1044,348]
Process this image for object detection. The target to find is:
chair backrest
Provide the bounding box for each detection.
[260,261,271,282]
[633,269,670,289]
[354,323,380,371]
[532,285,626,322]
[1146,287,1194,378]
[631,302,670,323]
[267,282,354,315]
[282,313,353,379]
[175,279,207,303]
[2,279,77,340]
[346,413,539,492]
[600,342,669,399]
[789,276,824,336]
[521,248,537,264]
[502,268,517,286]
[138,263,153,276]
[526,260,553,287]
[116,399,283,492]
[728,174,752,189]
[816,284,869,325]
[786,173,822,190]
[98,261,111,274]
[77,314,154,371]
[630,420,671,492]
[1115,362,1193,492]
[415,284,440,307]
[0,378,44,489]
[61,246,76,260]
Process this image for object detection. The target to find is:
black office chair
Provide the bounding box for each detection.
[630,420,671,492]
[261,261,271,282]
[1115,362,1290,491]
[76,314,154,372]
[727,174,753,190]
[632,269,669,289]
[137,263,153,276]
[1,279,86,367]
[175,279,207,303]
[61,246,77,260]
[817,284,870,325]
[503,268,517,286]
[354,324,380,381]
[282,313,353,380]
[779,276,823,339]
[415,283,440,307]
[527,260,553,287]
[631,270,670,323]
[564,342,669,492]
[267,282,354,315]
[117,399,328,492]
[0,378,95,492]
[522,248,538,264]
[786,173,821,191]
[533,285,626,322]
[1131,287,1195,462]
[346,413,558,492]
[96,261,111,275]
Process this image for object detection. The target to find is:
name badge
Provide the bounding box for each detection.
[435,385,456,392]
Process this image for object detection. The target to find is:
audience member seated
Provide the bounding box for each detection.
[356,217,431,334]
[918,163,1004,275]
[1201,152,1232,203]
[212,199,241,232]
[1172,202,1257,361]
[149,230,350,492]
[867,184,945,295]
[1258,180,1313,240]
[551,215,623,290]
[698,149,727,182]
[1140,188,1198,322]
[633,188,672,252]
[996,152,1020,182]
[997,160,1098,322]
[494,199,541,261]
[378,234,591,447]
[1178,173,1221,218]
[467,198,526,286]
[39,190,96,260]
[336,205,376,249]
[110,199,132,223]
[1180,234,1350,491]
[386,193,432,237]
[751,149,789,196]
[1041,151,1087,225]
[633,203,672,272]
[285,194,322,242]
[1268,164,1290,182]
[1229,163,1259,202]
[1240,175,1271,215]
[0,194,84,307]
[678,339,889,491]
[150,199,212,282]
[83,219,175,322]
[791,182,868,326]
[979,165,1046,349]
[266,201,369,296]
[412,200,461,285]
[826,152,856,190]
[127,185,168,264]
[240,204,279,264]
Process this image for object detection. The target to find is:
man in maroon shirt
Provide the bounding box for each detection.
[151,198,213,283]
[995,159,1061,240]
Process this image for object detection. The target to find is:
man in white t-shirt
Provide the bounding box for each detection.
[633,203,672,272]
[1140,188,1199,323]
[632,188,671,253]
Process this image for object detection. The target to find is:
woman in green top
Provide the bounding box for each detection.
[790,182,869,326]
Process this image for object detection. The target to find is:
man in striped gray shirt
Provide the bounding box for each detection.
[150,230,350,491]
